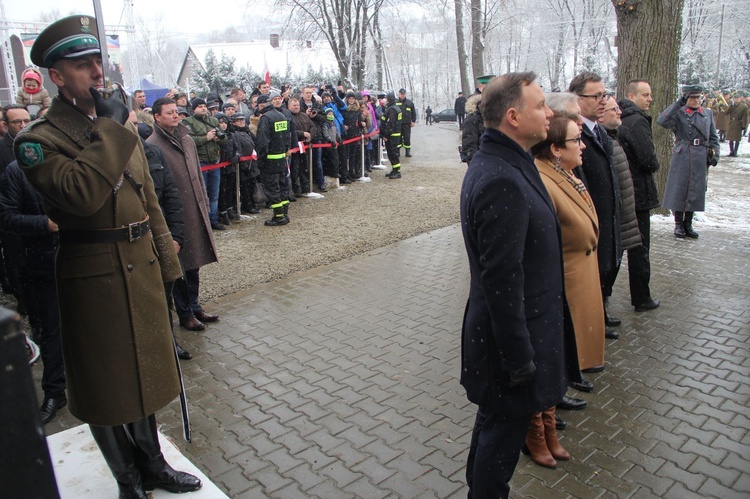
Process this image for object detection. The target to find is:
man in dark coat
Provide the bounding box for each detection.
[460,72,578,498]
[15,16,200,498]
[569,72,621,347]
[149,97,220,332]
[618,80,661,312]
[460,94,483,163]
[0,159,66,423]
[454,92,466,127]
[658,85,719,238]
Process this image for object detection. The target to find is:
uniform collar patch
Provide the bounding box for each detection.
[16,142,44,166]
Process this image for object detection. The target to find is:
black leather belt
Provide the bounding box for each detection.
[59,217,150,244]
[679,139,708,147]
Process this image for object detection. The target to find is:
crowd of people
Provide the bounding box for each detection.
[2,12,750,499]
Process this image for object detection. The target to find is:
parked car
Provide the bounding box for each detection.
[432,108,457,123]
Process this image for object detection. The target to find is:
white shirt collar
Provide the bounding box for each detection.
[582,116,598,133]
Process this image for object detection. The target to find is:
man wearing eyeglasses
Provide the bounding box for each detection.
[1,105,32,171]
[569,72,622,363]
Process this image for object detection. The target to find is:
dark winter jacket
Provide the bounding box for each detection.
[454,95,466,115]
[343,101,364,139]
[142,140,185,246]
[0,160,58,276]
[397,98,416,123]
[578,123,621,274]
[232,126,259,177]
[0,132,17,172]
[606,128,641,251]
[461,95,484,163]
[617,98,660,211]
[256,105,291,174]
[381,104,402,137]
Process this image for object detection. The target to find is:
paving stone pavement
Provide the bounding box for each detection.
[146,214,748,498]
[39,130,750,497]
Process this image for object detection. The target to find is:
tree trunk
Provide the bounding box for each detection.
[454,0,472,96]
[372,10,384,90]
[613,0,685,213]
[470,0,485,84]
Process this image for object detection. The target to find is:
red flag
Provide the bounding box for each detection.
[263,54,271,85]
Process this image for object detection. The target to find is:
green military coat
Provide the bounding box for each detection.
[15,96,183,426]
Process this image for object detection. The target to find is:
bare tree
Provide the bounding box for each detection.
[454,0,472,95]
[275,0,385,88]
[613,0,686,207]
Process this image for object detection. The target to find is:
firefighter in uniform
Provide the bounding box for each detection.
[397,88,416,157]
[256,93,292,225]
[381,93,402,179]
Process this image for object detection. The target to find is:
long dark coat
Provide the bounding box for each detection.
[460,128,579,417]
[617,99,660,211]
[578,124,621,275]
[14,96,182,426]
[148,123,218,271]
[658,101,719,212]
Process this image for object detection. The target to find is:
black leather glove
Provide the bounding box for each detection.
[507,360,536,389]
[678,94,688,107]
[89,86,129,125]
[708,149,718,167]
[231,156,240,167]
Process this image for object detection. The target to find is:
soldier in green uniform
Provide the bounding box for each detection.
[14,16,201,498]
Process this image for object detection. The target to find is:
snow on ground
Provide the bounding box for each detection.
[652,141,750,233]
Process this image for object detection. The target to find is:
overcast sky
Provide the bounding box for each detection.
[5,0,254,38]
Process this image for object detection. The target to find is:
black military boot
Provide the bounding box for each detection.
[674,211,686,238]
[265,206,289,226]
[387,168,401,179]
[89,425,148,499]
[227,208,241,221]
[683,211,699,239]
[126,415,202,494]
[283,202,291,223]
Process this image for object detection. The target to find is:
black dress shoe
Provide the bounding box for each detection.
[570,376,594,393]
[557,394,587,411]
[175,343,192,360]
[635,298,660,312]
[40,395,67,424]
[211,222,227,231]
[179,316,205,331]
[581,365,605,374]
[142,465,202,494]
[605,327,620,340]
[605,313,621,327]
[555,414,567,430]
[194,310,219,323]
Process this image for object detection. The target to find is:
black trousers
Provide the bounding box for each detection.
[400,123,412,149]
[239,170,258,212]
[385,137,400,168]
[22,274,65,398]
[347,139,362,178]
[627,209,653,306]
[260,169,288,206]
[457,113,465,127]
[173,268,201,320]
[218,170,237,213]
[466,406,530,499]
[338,144,349,179]
[322,146,339,178]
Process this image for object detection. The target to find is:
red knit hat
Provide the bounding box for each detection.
[22,69,42,84]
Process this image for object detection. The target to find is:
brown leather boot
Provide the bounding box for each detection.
[542,407,571,461]
[523,412,557,468]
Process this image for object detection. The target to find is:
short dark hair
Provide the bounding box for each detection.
[530,113,576,161]
[152,97,176,116]
[568,72,602,95]
[134,89,144,96]
[481,72,536,128]
[625,79,649,97]
[2,104,28,122]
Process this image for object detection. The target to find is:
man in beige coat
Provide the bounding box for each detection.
[15,16,200,498]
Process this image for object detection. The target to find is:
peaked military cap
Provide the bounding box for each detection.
[476,75,496,84]
[681,84,705,96]
[30,15,101,68]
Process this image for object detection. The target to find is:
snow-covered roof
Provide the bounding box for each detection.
[177,40,339,86]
